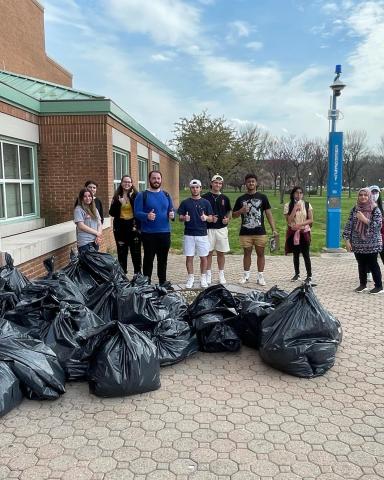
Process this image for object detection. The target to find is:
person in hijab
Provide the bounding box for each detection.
[343,187,383,294]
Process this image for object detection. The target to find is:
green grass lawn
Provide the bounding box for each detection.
[170,189,356,255]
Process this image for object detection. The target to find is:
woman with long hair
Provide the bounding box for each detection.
[74,188,102,254]
[284,186,313,282]
[343,187,383,294]
[109,175,142,275]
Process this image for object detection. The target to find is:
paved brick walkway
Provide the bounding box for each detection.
[1,253,384,479]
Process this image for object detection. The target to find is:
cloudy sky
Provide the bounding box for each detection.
[40,0,384,147]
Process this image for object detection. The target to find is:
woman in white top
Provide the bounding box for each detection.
[284,186,313,282]
[74,188,102,254]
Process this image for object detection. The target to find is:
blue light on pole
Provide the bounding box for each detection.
[326,65,346,250]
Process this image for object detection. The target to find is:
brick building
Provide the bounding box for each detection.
[0,0,179,277]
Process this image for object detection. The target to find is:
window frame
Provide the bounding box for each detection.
[138,156,148,192]
[0,137,39,222]
[113,148,130,191]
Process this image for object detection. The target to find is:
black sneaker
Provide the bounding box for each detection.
[291,274,301,282]
[354,285,368,293]
[369,287,384,295]
[159,281,174,291]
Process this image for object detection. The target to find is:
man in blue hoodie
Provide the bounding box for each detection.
[134,171,174,287]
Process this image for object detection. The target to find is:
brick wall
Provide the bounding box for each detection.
[0,0,72,86]
[0,101,39,124]
[107,118,179,205]
[38,114,110,226]
[17,227,116,279]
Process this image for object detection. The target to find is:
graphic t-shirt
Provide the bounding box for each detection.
[202,192,232,229]
[178,197,213,236]
[233,192,271,235]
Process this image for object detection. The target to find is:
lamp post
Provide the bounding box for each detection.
[326,65,346,250]
[308,172,312,197]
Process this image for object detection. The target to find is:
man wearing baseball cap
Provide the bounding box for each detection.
[202,174,232,285]
[178,179,213,288]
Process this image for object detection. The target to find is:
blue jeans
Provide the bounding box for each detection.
[78,242,99,254]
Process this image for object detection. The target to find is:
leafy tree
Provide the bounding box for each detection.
[172,112,269,188]
[172,111,235,186]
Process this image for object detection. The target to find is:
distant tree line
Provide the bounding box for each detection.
[171,111,384,201]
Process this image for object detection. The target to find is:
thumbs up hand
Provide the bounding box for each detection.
[184,211,190,222]
[200,211,207,222]
[168,209,175,220]
[148,209,156,221]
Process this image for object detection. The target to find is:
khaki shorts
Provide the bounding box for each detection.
[207,227,230,253]
[239,234,268,249]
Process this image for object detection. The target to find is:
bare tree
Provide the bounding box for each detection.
[268,137,295,204]
[343,130,369,197]
[311,138,328,196]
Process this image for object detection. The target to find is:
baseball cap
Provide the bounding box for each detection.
[211,174,224,182]
[370,185,380,193]
[189,179,202,187]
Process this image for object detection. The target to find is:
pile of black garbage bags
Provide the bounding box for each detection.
[0,249,342,417]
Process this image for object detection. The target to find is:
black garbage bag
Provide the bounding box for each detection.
[236,296,275,350]
[44,302,106,380]
[0,362,23,417]
[264,285,289,306]
[117,284,169,330]
[188,284,238,319]
[0,290,18,316]
[1,297,55,339]
[0,333,65,399]
[150,318,199,366]
[260,284,342,378]
[21,271,86,306]
[61,250,98,297]
[86,267,129,322]
[193,308,241,352]
[79,248,127,284]
[129,273,151,287]
[0,253,30,298]
[160,292,189,322]
[80,322,160,397]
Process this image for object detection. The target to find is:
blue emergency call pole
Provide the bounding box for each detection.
[326,65,346,249]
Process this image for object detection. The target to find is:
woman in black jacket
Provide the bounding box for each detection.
[109,176,142,275]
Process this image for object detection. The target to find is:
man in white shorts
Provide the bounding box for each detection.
[178,179,213,288]
[202,174,232,285]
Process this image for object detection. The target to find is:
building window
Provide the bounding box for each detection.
[113,149,130,190]
[138,156,148,191]
[152,160,160,171]
[0,140,37,220]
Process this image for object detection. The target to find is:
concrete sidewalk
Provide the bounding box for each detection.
[1,253,384,480]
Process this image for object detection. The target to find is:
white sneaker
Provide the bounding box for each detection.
[219,272,226,285]
[367,272,373,282]
[206,270,212,285]
[185,275,194,289]
[257,272,266,286]
[239,276,249,284]
[200,275,208,288]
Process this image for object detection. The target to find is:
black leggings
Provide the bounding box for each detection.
[354,252,383,289]
[292,243,312,277]
[114,231,142,275]
[142,232,171,284]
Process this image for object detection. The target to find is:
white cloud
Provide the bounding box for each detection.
[103,0,202,48]
[226,20,254,43]
[246,41,263,51]
[346,1,384,92]
[322,2,338,14]
[151,52,176,62]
